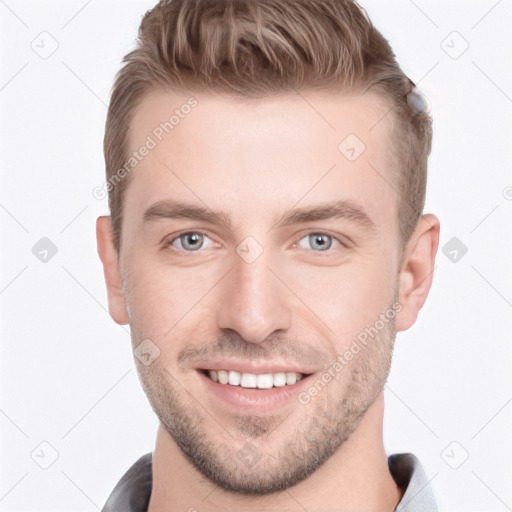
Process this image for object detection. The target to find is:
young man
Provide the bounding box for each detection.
[97,0,440,510]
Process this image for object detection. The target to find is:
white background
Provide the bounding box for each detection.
[1,0,511,510]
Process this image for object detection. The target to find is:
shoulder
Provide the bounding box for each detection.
[102,452,153,512]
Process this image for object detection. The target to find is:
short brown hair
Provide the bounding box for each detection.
[104,0,432,254]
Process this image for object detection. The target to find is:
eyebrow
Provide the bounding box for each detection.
[142,198,377,232]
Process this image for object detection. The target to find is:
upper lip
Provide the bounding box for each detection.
[195,359,316,375]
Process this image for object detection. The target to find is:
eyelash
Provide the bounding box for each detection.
[164,230,348,255]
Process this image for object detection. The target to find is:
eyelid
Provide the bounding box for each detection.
[164,230,218,252]
[163,229,351,253]
[293,230,351,251]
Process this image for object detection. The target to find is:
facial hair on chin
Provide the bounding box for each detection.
[133,309,396,495]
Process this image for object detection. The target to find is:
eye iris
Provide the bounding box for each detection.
[181,233,203,251]
[309,234,331,251]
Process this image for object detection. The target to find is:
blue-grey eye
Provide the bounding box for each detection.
[172,232,210,251]
[298,233,335,251]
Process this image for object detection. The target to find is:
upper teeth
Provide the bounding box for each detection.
[208,370,303,388]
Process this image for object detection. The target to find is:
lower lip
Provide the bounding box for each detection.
[197,370,313,413]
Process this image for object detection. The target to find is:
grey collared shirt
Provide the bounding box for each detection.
[102,452,438,511]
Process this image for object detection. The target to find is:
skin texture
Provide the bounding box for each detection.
[97,89,440,512]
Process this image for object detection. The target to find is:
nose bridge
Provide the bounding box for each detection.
[216,251,292,344]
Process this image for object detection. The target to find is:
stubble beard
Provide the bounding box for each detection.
[134,311,396,496]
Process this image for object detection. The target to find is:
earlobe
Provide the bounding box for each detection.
[395,214,440,332]
[96,216,130,325]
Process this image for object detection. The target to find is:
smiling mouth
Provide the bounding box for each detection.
[199,369,311,389]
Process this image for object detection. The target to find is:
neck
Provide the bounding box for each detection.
[148,392,402,512]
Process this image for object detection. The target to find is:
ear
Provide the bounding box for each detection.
[395,213,440,332]
[96,216,130,325]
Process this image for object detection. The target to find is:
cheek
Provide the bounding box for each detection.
[123,253,223,337]
[286,254,397,339]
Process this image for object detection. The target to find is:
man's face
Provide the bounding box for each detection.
[119,90,402,494]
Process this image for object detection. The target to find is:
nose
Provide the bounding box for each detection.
[216,254,293,344]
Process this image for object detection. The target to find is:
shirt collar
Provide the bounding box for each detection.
[389,453,438,512]
[102,452,438,512]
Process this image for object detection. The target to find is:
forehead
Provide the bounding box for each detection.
[124,88,397,234]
